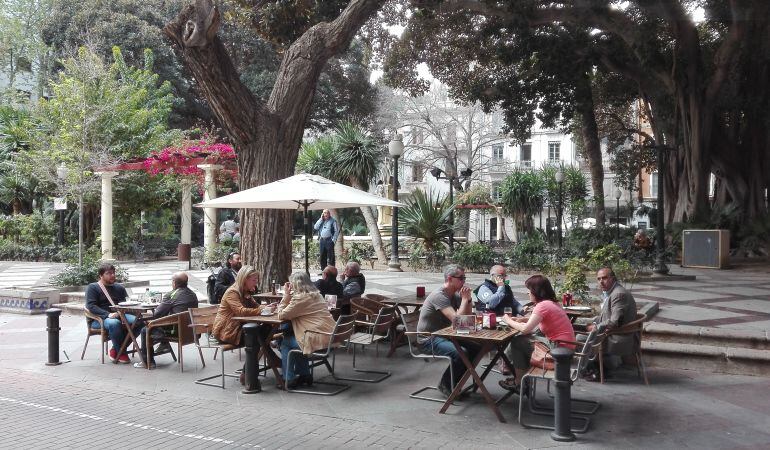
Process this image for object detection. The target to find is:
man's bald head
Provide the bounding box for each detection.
[172,272,188,288]
[323,265,338,280]
[489,265,506,277]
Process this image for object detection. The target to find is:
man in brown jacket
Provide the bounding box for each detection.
[277,272,336,388]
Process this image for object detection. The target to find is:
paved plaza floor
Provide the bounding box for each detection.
[1,259,769,448]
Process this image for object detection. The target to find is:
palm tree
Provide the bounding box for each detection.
[400,189,454,251]
[499,169,545,241]
[332,121,387,263]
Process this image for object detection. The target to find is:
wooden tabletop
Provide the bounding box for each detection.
[254,292,285,301]
[232,314,285,325]
[431,326,519,344]
[381,295,426,307]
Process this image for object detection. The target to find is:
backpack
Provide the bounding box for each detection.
[207,272,218,304]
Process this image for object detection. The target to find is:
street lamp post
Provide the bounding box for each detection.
[653,146,670,275]
[555,168,565,251]
[56,163,67,246]
[57,163,83,266]
[388,134,404,272]
[614,188,622,239]
[430,166,473,251]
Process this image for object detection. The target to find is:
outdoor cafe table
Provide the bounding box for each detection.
[110,303,157,364]
[254,292,284,303]
[431,326,520,423]
[380,295,425,312]
[232,315,286,391]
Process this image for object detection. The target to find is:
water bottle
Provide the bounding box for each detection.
[144,287,151,302]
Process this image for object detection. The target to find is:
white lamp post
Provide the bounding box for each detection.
[555,168,565,250]
[614,188,622,239]
[388,134,404,272]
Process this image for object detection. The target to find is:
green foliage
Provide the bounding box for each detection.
[506,232,551,272]
[399,189,454,251]
[450,242,495,273]
[499,170,545,229]
[550,257,590,303]
[51,246,129,287]
[407,242,446,272]
[456,184,493,205]
[585,244,633,282]
[0,212,57,246]
[736,214,770,257]
[291,239,320,269]
[346,242,376,268]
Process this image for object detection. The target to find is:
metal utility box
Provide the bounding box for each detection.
[682,229,730,269]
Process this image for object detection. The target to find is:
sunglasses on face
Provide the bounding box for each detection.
[451,275,467,281]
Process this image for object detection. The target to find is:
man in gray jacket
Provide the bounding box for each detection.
[134,272,200,369]
[584,267,637,380]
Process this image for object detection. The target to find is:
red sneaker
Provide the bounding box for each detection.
[108,348,118,362]
[117,353,130,364]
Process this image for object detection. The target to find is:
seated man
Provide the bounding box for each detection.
[416,264,481,397]
[339,261,365,315]
[134,272,200,369]
[213,251,241,304]
[314,265,343,298]
[583,267,638,380]
[85,263,135,364]
[476,264,524,316]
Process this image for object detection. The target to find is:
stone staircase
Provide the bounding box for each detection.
[642,322,770,377]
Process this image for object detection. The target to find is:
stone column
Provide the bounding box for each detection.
[197,164,222,253]
[95,171,118,260]
[496,207,503,242]
[180,181,192,245]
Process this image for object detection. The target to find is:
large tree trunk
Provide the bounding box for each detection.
[164,0,383,288]
[575,75,606,225]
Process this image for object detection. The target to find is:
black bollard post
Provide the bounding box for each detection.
[550,346,576,442]
[45,308,63,366]
[241,323,262,394]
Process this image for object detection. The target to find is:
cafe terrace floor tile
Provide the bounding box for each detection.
[707,298,770,313]
[717,318,770,331]
[655,304,746,322]
[699,286,770,297]
[641,289,730,302]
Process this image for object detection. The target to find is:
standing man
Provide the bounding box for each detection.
[476,265,524,316]
[134,272,200,369]
[213,252,241,304]
[85,263,133,364]
[220,215,238,239]
[314,209,339,269]
[416,264,480,397]
[584,267,638,380]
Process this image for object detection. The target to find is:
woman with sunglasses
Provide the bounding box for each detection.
[499,274,575,393]
[212,265,275,390]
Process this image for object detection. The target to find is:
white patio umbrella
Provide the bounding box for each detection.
[196,173,403,273]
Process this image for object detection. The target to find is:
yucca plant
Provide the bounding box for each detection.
[400,189,454,251]
[500,169,545,238]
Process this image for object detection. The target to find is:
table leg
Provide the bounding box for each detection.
[116,311,140,364]
[439,341,507,423]
[255,325,283,387]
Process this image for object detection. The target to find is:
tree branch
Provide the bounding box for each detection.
[705,0,750,104]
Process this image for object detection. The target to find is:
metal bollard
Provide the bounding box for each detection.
[550,346,576,442]
[241,323,261,394]
[45,308,63,366]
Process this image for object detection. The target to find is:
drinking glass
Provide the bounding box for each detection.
[503,307,513,316]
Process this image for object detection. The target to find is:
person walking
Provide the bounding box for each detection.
[313,209,339,269]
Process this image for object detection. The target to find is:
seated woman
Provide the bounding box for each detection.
[499,274,576,392]
[276,271,336,389]
[212,265,273,390]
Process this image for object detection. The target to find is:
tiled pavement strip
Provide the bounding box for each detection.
[1,259,770,448]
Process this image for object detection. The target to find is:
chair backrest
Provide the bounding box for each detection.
[574,329,602,377]
[363,293,388,303]
[351,296,386,320]
[188,306,218,346]
[176,310,195,345]
[612,313,646,335]
[371,306,397,335]
[330,314,356,347]
[399,311,423,357]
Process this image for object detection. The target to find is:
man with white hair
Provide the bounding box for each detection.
[475,264,524,316]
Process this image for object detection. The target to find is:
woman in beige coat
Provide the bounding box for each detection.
[277,271,335,388]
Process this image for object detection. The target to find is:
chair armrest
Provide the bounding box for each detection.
[354,320,376,327]
[85,310,105,325]
[147,312,184,330]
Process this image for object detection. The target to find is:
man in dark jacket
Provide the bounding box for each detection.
[213,252,241,304]
[134,272,200,369]
[85,263,133,363]
[314,265,343,297]
[339,262,365,315]
[475,265,524,316]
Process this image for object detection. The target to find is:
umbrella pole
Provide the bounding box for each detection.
[304,203,310,275]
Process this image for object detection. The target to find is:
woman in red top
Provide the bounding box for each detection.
[499,274,575,392]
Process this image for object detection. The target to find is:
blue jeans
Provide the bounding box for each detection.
[280,335,310,381]
[91,314,137,353]
[421,336,481,390]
